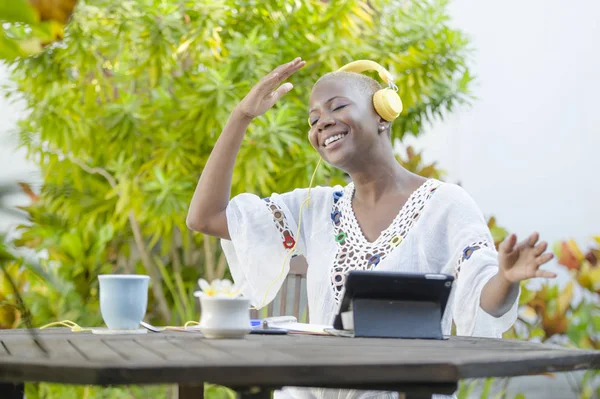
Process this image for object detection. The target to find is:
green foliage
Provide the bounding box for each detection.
[0,0,77,60]
[2,0,472,397]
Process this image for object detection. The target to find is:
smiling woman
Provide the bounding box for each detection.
[186,57,557,399]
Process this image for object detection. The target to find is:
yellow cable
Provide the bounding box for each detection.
[39,319,201,332]
[256,157,323,309]
[39,320,93,332]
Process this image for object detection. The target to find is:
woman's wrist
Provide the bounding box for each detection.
[232,106,255,123]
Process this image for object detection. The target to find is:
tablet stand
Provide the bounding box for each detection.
[351,298,443,339]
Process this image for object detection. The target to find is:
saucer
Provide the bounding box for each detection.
[199,327,249,339]
[91,328,147,335]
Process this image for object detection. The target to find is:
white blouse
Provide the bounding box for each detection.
[221,179,518,399]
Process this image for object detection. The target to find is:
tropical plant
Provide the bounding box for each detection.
[0,0,78,60]
[1,0,472,397]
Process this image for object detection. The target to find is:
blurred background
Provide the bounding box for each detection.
[1,0,598,398]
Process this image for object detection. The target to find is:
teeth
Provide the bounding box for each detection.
[324,134,346,147]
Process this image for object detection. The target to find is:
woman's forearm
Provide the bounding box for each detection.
[480,272,520,317]
[186,108,253,239]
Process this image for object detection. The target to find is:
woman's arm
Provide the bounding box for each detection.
[186,57,305,239]
[480,232,555,317]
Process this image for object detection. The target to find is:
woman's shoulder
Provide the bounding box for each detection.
[428,180,485,221]
[430,180,478,207]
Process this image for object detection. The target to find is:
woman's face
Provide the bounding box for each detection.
[308,77,383,170]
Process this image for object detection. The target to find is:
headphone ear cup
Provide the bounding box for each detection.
[373,89,403,122]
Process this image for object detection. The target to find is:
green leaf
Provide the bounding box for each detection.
[0,0,38,24]
[0,32,23,60]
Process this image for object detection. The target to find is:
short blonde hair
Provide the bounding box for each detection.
[313,71,382,99]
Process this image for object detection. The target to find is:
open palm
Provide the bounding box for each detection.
[498,232,557,283]
[236,57,306,119]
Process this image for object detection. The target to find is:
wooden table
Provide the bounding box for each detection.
[0,328,598,399]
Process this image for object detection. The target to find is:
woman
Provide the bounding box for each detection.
[187,57,555,397]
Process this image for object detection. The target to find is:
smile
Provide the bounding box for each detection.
[323,132,348,147]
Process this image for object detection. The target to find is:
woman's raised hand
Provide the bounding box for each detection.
[236,57,306,119]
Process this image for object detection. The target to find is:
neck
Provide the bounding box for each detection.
[346,142,422,205]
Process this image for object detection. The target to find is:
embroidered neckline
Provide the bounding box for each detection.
[329,179,442,303]
[344,179,436,245]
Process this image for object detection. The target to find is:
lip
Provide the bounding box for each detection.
[321,131,349,149]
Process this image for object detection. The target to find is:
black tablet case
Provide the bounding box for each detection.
[332,271,454,339]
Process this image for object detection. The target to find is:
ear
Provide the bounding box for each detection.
[377,118,391,135]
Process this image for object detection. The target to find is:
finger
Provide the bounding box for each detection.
[268,82,294,103]
[535,269,557,279]
[257,58,303,95]
[536,252,554,265]
[516,232,538,250]
[527,232,540,247]
[533,241,548,256]
[278,60,306,82]
[499,233,517,253]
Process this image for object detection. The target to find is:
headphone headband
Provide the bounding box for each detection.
[309,59,402,126]
[337,60,394,85]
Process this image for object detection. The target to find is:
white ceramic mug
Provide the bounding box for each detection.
[198,296,251,339]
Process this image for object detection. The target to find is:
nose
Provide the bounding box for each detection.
[316,112,336,131]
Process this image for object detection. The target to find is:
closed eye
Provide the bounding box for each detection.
[310,105,347,126]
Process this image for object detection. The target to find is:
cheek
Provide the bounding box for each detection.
[347,107,378,137]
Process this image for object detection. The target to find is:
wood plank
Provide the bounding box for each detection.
[166,336,235,361]
[0,341,10,356]
[279,277,288,316]
[68,338,126,363]
[133,337,198,362]
[1,335,49,359]
[293,276,301,318]
[102,338,164,362]
[200,340,298,363]
[267,301,274,318]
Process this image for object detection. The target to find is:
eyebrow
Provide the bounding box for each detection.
[309,96,347,114]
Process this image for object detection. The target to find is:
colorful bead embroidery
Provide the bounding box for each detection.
[263,197,298,252]
[390,235,403,247]
[335,231,347,243]
[283,236,296,249]
[331,210,342,225]
[455,240,493,279]
[333,191,344,203]
[329,179,441,302]
[368,254,381,266]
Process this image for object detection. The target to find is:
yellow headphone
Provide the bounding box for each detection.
[308,60,403,127]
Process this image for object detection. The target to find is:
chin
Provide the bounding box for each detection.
[320,149,356,173]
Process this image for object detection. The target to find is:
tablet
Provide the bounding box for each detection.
[332,270,454,332]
